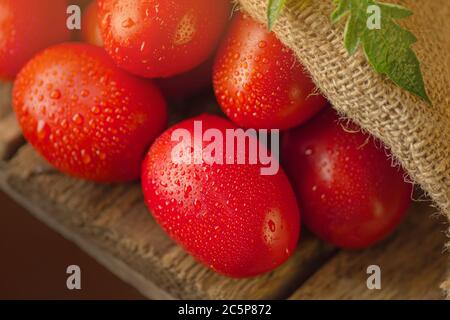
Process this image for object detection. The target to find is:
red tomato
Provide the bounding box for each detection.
[155,55,214,99]
[282,108,412,249]
[98,0,231,78]
[13,43,167,182]
[81,1,103,47]
[213,14,327,130]
[74,0,92,8]
[0,0,71,80]
[142,114,300,277]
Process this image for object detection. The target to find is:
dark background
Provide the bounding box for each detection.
[0,191,144,300]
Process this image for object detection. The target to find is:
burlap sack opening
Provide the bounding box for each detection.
[236,0,449,295]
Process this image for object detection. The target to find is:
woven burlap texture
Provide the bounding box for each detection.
[237,0,449,294]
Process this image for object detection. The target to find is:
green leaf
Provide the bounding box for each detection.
[267,0,287,30]
[331,0,350,23]
[332,0,431,104]
[377,3,412,19]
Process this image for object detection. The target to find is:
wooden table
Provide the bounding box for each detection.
[0,81,447,299]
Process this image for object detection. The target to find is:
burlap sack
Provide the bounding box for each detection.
[236,0,450,294]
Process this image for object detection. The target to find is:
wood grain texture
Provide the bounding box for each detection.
[0,145,336,300]
[0,81,12,118]
[0,113,24,160]
[0,81,25,160]
[442,277,450,299]
[289,202,447,300]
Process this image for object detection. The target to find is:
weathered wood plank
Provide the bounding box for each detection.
[0,81,13,118]
[442,277,450,299]
[0,81,25,160]
[289,202,447,300]
[0,113,25,160]
[0,145,335,300]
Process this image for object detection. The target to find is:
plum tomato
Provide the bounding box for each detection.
[81,1,103,47]
[0,0,71,79]
[13,43,168,182]
[213,13,327,130]
[282,108,412,249]
[142,114,300,277]
[98,0,231,78]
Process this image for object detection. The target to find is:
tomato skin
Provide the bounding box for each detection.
[142,114,300,277]
[98,0,231,78]
[213,14,327,130]
[282,108,412,249]
[74,0,92,8]
[81,1,103,47]
[0,0,71,80]
[13,43,168,182]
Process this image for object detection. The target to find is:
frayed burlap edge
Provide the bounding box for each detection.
[236,0,450,297]
[441,276,450,299]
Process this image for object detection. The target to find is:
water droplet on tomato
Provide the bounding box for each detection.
[140,41,146,52]
[36,120,49,139]
[91,106,100,114]
[194,199,201,212]
[60,119,68,129]
[184,185,192,198]
[81,150,92,164]
[72,113,84,125]
[50,89,61,100]
[268,219,276,232]
[160,181,168,188]
[121,18,135,28]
